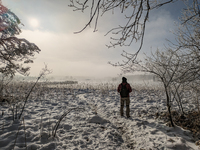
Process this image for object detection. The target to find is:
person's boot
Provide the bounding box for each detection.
[126,105,130,118]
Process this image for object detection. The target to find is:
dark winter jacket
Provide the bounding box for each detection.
[117,82,132,97]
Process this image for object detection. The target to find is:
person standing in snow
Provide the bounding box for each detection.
[117,77,132,118]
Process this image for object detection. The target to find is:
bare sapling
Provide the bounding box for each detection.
[52,107,85,137]
[141,50,180,127]
[18,65,51,120]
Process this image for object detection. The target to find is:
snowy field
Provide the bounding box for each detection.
[0,81,199,150]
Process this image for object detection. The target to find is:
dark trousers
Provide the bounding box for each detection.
[120,97,130,117]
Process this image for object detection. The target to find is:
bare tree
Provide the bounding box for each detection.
[168,0,200,100]
[69,0,198,66]
[125,44,200,126]
[144,49,183,127]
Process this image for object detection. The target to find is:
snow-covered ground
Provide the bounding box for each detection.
[0,82,199,150]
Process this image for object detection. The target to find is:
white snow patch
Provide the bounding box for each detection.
[0,83,198,149]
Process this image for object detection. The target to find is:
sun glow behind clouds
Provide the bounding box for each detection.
[29,18,39,28]
[17,29,121,77]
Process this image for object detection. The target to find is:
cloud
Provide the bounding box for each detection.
[17,6,177,77]
[17,29,121,77]
[3,0,181,78]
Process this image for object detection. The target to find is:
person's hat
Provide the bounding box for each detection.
[122,77,127,82]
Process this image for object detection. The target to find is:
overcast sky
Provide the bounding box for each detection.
[2,0,186,78]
